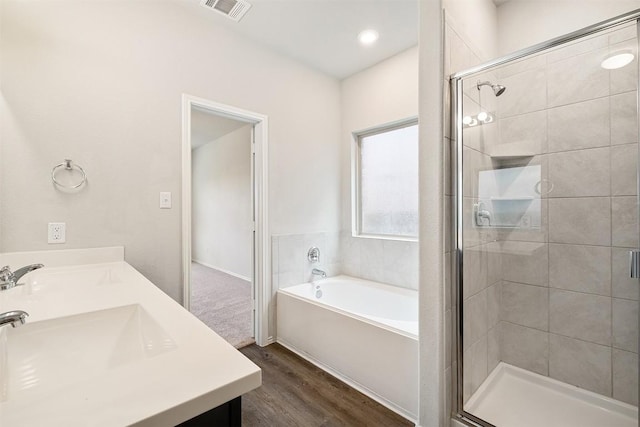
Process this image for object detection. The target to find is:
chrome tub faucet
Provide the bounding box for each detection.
[0,264,44,291]
[311,268,327,279]
[0,310,28,328]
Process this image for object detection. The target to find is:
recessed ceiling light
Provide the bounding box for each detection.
[358,29,379,46]
[601,52,635,69]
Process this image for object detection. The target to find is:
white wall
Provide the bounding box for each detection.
[443,0,498,62]
[339,46,420,291]
[340,46,419,229]
[419,1,444,424]
[0,1,342,304]
[192,124,252,280]
[497,0,640,55]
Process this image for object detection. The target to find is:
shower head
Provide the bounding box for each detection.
[477,80,506,97]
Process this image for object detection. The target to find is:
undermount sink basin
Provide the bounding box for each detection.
[0,304,176,402]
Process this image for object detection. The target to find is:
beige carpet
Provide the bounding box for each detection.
[190,262,254,348]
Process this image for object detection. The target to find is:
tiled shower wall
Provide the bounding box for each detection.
[492,25,639,406]
[455,24,640,407]
[444,16,501,406]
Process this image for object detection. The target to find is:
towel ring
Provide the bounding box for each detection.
[52,159,87,189]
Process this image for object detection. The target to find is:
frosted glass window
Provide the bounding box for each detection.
[356,122,418,238]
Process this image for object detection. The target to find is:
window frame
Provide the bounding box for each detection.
[351,117,419,241]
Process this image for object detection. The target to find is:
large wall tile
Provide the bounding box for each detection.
[609,24,637,45]
[463,336,488,403]
[488,325,501,374]
[611,91,638,145]
[502,282,548,330]
[323,232,341,265]
[449,26,482,76]
[463,147,491,197]
[612,196,639,248]
[499,110,547,154]
[497,54,546,79]
[611,143,638,196]
[613,349,639,406]
[499,68,546,118]
[463,289,488,351]
[271,236,280,274]
[463,245,488,297]
[359,238,384,283]
[498,199,548,243]
[487,281,501,329]
[548,244,611,296]
[340,233,361,278]
[613,298,639,352]
[547,97,610,152]
[463,113,498,155]
[487,241,502,285]
[501,241,548,286]
[549,198,611,246]
[612,247,640,301]
[382,240,419,290]
[277,270,304,288]
[278,234,305,273]
[549,334,612,396]
[550,289,611,345]
[547,48,610,107]
[501,322,548,376]
[610,41,638,95]
[548,147,610,197]
[546,33,608,64]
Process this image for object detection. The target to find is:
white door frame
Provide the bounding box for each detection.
[181,94,271,347]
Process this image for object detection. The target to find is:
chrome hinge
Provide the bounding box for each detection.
[630,250,640,279]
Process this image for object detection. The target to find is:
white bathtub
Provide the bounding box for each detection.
[276,275,419,422]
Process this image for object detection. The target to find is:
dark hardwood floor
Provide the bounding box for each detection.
[240,343,413,427]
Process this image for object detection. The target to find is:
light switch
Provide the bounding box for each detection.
[160,192,172,209]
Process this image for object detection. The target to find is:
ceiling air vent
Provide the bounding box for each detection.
[201,0,252,22]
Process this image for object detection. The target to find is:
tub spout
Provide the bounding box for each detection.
[311,268,326,279]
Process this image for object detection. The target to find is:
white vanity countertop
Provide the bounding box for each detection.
[0,247,261,426]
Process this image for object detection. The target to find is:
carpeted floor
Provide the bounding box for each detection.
[190,262,254,348]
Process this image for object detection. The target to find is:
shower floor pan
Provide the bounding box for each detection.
[465,362,637,427]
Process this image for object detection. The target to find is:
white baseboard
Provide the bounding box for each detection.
[191,259,251,282]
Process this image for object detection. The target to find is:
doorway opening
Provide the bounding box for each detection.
[182,94,270,347]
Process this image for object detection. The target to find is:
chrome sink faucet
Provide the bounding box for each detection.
[0,310,28,328]
[311,268,326,279]
[0,264,44,291]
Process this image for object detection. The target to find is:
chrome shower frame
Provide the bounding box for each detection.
[450,8,640,427]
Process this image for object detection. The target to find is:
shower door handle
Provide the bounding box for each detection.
[630,250,640,279]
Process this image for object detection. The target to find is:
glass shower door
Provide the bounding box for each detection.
[454,19,639,427]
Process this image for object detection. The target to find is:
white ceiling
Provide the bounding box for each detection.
[196,0,419,79]
[191,107,249,149]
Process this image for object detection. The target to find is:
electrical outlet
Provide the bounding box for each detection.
[48,222,66,244]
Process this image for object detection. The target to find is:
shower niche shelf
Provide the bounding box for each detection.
[487,140,537,160]
[476,165,541,229]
